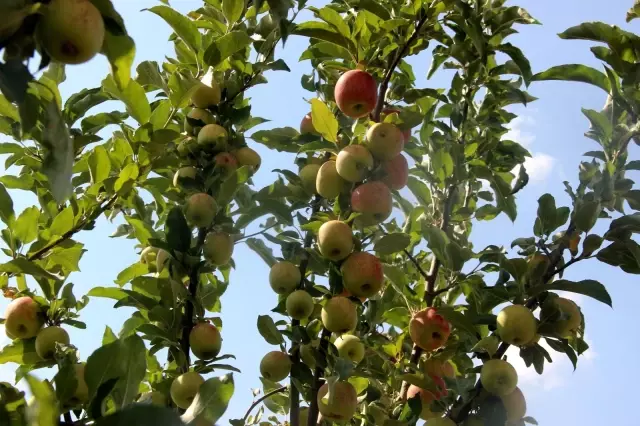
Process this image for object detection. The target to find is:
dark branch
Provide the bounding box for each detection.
[307,328,331,426]
[243,386,288,421]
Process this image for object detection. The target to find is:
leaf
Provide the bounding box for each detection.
[103,76,151,125]
[25,375,58,426]
[0,182,13,224]
[204,31,251,68]
[573,200,601,233]
[257,315,284,345]
[147,6,201,53]
[535,194,556,236]
[89,145,111,184]
[95,405,183,426]
[125,217,156,246]
[374,233,411,255]
[50,205,74,237]
[530,279,612,307]
[218,166,252,205]
[13,207,39,244]
[0,338,41,365]
[471,336,500,357]
[497,43,532,85]
[0,258,59,281]
[223,0,245,24]
[292,21,355,51]
[41,102,74,201]
[165,207,191,253]
[423,226,449,266]
[310,98,338,143]
[436,307,477,335]
[182,375,234,424]
[115,263,150,286]
[532,64,610,93]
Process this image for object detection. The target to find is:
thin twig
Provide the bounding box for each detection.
[243,386,288,421]
[307,328,331,426]
[237,222,280,242]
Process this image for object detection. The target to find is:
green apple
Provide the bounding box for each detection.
[177,137,199,157]
[501,386,526,422]
[336,145,374,183]
[4,296,42,339]
[299,406,310,426]
[286,290,314,320]
[232,147,261,173]
[203,232,234,266]
[316,160,347,199]
[184,108,215,135]
[300,340,319,369]
[406,385,443,420]
[71,363,89,405]
[300,164,321,194]
[140,246,157,265]
[35,326,69,359]
[321,296,357,333]
[334,334,365,363]
[497,304,537,346]
[365,122,404,161]
[259,351,291,382]
[269,261,301,294]
[173,166,197,188]
[185,193,217,228]
[341,252,384,298]
[191,73,221,108]
[156,249,170,274]
[197,124,228,151]
[351,181,393,226]
[137,391,166,406]
[540,297,582,337]
[409,308,451,352]
[480,359,518,396]
[189,322,222,360]
[426,418,457,426]
[317,381,358,422]
[170,371,204,409]
[318,220,354,261]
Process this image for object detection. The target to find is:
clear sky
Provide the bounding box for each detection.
[1,1,639,425]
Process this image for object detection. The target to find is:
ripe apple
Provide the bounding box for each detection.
[35,326,70,359]
[321,296,357,333]
[341,252,384,298]
[496,304,537,346]
[336,145,374,183]
[300,114,317,134]
[197,124,228,151]
[316,161,347,199]
[170,371,204,409]
[429,374,448,399]
[351,181,393,226]
[184,108,215,135]
[72,363,89,404]
[259,351,291,382]
[232,147,261,172]
[422,358,448,377]
[317,381,358,422]
[191,71,221,108]
[382,108,412,143]
[382,154,409,190]
[334,70,377,118]
[441,360,455,378]
[334,334,365,363]
[300,164,321,194]
[501,386,526,422]
[426,418,457,426]
[36,0,105,65]
[286,290,314,320]
[214,153,238,174]
[137,391,166,406]
[318,220,354,261]
[173,166,197,188]
[300,340,319,369]
[480,359,518,396]
[406,385,442,420]
[540,297,582,337]
[189,322,222,360]
[365,123,404,161]
[203,232,234,266]
[269,261,301,294]
[409,308,451,352]
[185,193,217,228]
[4,296,42,339]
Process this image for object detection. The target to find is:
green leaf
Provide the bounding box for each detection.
[423,226,449,266]
[49,205,74,237]
[0,258,59,281]
[219,166,252,205]
[475,205,501,221]
[530,279,612,307]
[257,315,284,345]
[114,163,139,194]
[89,145,111,184]
[573,200,601,233]
[95,405,183,426]
[13,207,39,244]
[223,0,245,24]
[103,76,151,125]
[310,98,338,143]
[628,1,640,22]
[166,207,191,253]
[497,43,532,84]
[597,240,640,274]
[0,338,40,365]
[125,217,156,246]
[115,263,150,286]
[182,375,234,424]
[431,149,454,183]
[436,307,477,335]
[314,6,351,39]
[374,233,411,255]
[471,335,500,357]
[0,94,19,121]
[535,194,556,236]
[0,183,14,225]
[40,102,74,202]
[25,375,58,426]
[147,6,201,53]
[292,21,355,51]
[204,31,251,68]
[87,286,128,301]
[532,64,610,93]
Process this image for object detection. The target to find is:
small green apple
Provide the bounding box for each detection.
[540,297,582,337]
[300,164,321,194]
[316,161,347,199]
[334,334,365,363]
[203,232,234,266]
[286,290,314,320]
[184,108,215,135]
[318,220,354,261]
[185,193,217,228]
[480,359,518,397]
[496,304,537,346]
[173,166,197,188]
[35,326,70,359]
[189,322,222,360]
[170,371,204,409]
[232,147,261,173]
[4,296,42,339]
[365,122,404,160]
[259,351,291,382]
[269,261,301,294]
[501,386,526,422]
[191,76,221,108]
[341,252,384,298]
[317,381,358,422]
[197,124,228,151]
[321,296,357,333]
[336,145,374,183]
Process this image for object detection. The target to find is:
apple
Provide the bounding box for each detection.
[496,304,537,346]
[259,351,291,382]
[382,154,409,190]
[35,326,70,359]
[480,359,517,397]
[429,374,448,399]
[36,0,105,65]
[524,334,541,347]
[540,297,582,337]
[177,137,199,157]
[341,251,384,298]
[365,123,404,161]
[441,360,455,378]
[300,164,321,194]
[300,340,319,369]
[334,70,377,118]
[156,249,170,274]
[334,334,365,363]
[214,153,238,174]
[137,391,166,406]
[318,220,354,261]
[316,161,347,199]
[501,386,526,422]
[409,308,451,352]
[464,415,485,426]
[382,108,412,143]
[197,124,228,151]
[4,296,42,339]
[339,289,367,303]
[72,363,89,404]
[269,261,301,294]
[426,418,456,426]
[170,371,204,409]
[173,166,197,188]
[336,145,374,183]
[203,232,234,266]
[232,147,261,172]
[184,108,215,135]
[317,381,358,422]
[422,358,450,377]
[406,385,443,420]
[191,70,221,108]
[189,322,222,360]
[321,296,357,333]
[286,290,314,320]
[300,113,317,134]
[351,181,393,226]
[299,406,309,425]
[185,193,217,228]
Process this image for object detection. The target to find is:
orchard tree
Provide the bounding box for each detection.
[0,1,639,426]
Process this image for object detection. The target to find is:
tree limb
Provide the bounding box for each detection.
[306,328,331,426]
[243,386,288,421]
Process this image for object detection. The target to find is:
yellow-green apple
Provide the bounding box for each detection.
[501,386,526,422]
[269,261,301,294]
[317,381,358,422]
[316,161,347,199]
[382,154,409,190]
[140,246,158,265]
[156,249,170,274]
[300,340,319,369]
[203,232,234,266]
[334,70,377,118]
[173,166,197,188]
[299,406,309,425]
[527,253,550,280]
[185,193,217,228]
[464,415,485,426]
[496,304,537,346]
[177,137,199,157]
[480,359,518,396]
[409,308,451,352]
[189,322,222,360]
[232,147,261,172]
[540,297,582,337]
[170,371,204,409]
[321,296,357,333]
[300,113,317,134]
[36,0,105,65]
[365,123,404,160]
[351,181,393,226]
[300,164,321,194]
[406,385,442,420]
[426,418,456,426]
[191,71,221,108]
[197,124,228,151]
[382,108,412,143]
[214,153,238,174]
[336,145,374,182]
[184,108,215,135]
[259,351,291,382]
[341,251,384,298]
[4,296,42,339]
[524,334,541,347]
[286,290,314,320]
[137,391,166,406]
[318,220,354,261]
[35,326,69,359]
[72,363,89,404]
[334,334,365,363]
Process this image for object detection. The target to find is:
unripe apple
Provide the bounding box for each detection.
[35,326,70,359]
[351,181,393,226]
[300,340,319,369]
[191,79,221,109]
[137,391,166,406]
[336,145,374,183]
[140,246,158,264]
[341,252,384,298]
[334,334,365,363]
[318,220,354,261]
[185,193,217,228]
[409,308,451,352]
[197,124,228,151]
[72,363,89,404]
[214,153,238,174]
[406,385,442,420]
[299,406,309,425]
[497,304,537,346]
[501,386,526,422]
[464,414,485,426]
[317,381,358,422]
[300,164,321,194]
[365,123,404,161]
[170,371,204,409]
[173,166,197,188]
[300,114,317,134]
[203,232,234,266]
[316,161,347,199]
[524,333,541,347]
[189,322,222,360]
[259,351,291,382]
[4,296,42,339]
[177,137,199,157]
[269,261,301,294]
[233,147,261,172]
[480,359,518,396]
[540,297,582,337]
[184,108,215,135]
[426,418,457,426]
[36,0,105,65]
[334,70,377,118]
[382,154,409,190]
[156,249,170,274]
[286,290,314,320]
[321,296,357,333]
[382,108,412,143]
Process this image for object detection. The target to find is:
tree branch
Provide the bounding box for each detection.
[307,328,331,426]
[243,386,287,421]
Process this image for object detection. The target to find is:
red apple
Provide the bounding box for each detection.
[341,252,384,298]
[409,308,451,352]
[214,152,238,173]
[406,385,443,420]
[381,154,409,190]
[334,70,377,118]
[351,181,393,226]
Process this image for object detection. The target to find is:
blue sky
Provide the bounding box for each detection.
[1,1,639,424]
